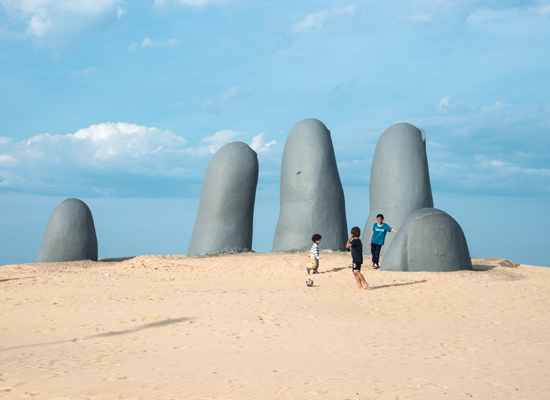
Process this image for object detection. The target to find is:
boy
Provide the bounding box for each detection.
[346,226,368,290]
[369,214,397,269]
[307,234,322,274]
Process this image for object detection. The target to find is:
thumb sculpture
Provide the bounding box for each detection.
[36,198,98,262]
[187,141,259,257]
[273,118,347,252]
[364,122,433,257]
[382,208,473,272]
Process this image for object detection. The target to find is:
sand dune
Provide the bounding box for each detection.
[1,252,549,399]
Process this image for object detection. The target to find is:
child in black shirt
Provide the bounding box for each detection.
[346,226,369,290]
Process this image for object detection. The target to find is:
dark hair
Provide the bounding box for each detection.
[311,234,322,242]
[351,226,361,237]
[376,214,384,220]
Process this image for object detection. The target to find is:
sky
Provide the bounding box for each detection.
[1,0,549,267]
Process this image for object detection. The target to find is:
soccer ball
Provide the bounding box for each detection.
[306,279,314,287]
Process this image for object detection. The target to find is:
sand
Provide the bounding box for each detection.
[1,252,549,400]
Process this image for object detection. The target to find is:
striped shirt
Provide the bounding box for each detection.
[309,242,320,259]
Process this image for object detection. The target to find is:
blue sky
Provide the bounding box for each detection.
[1,0,549,266]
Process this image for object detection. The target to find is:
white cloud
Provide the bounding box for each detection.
[116,6,125,19]
[406,96,550,195]
[0,0,125,44]
[250,132,276,153]
[174,85,245,113]
[19,122,188,163]
[0,122,277,195]
[220,86,241,101]
[71,67,99,78]
[533,5,550,16]
[153,0,228,8]
[201,130,240,153]
[405,13,432,22]
[0,155,17,167]
[129,37,179,50]
[480,159,550,177]
[433,95,475,115]
[294,5,356,33]
[275,48,304,58]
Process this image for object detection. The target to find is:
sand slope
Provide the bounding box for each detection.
[1,252,549,399]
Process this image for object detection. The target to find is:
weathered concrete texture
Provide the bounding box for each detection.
[36,198,98,262]
[382,208,473,272]
[364,122,433,256]
[187,141,259,257]
[273,118,347,252]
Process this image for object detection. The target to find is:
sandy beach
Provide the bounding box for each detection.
[1,252,549,399]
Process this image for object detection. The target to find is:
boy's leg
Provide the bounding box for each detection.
[309,256,318,273]
[371,244,381,267]
[356,271,369,289]
[352,271,362,288]
[352,263,368,289]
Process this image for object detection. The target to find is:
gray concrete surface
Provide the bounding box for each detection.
[364,123,433,256]
[273,118,347,252]
[36,198,98,262]
[381,208,473,272]
[187,141,259,257]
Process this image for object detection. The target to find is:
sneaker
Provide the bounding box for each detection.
[372,263,379,269]
[306,267,310,274]
[312,270,320,274]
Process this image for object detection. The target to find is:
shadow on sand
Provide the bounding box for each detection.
[371,279,428,290]
[98,257,136,263]
[1,277,35,283]
[0,317,190,352]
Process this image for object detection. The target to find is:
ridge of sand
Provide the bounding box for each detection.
[1,252,549,399]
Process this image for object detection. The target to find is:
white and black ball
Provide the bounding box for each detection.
[306,279,314,287]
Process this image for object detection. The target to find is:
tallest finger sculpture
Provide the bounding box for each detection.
[363,122,434,257]
[273,118,347,252]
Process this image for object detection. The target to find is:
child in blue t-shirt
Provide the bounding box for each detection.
[369,214,397,269]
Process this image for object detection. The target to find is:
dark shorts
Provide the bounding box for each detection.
[352,263,362,271]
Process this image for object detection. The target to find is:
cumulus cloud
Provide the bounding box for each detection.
[250,132,276,153]
[294,5,356,33]
[200,130,240,153]
[128,37,179,51]
[0,0,125,45]
[20,122,188,164]
[0,122,271,196]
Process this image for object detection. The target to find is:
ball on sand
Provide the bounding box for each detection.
[306,279,314,287]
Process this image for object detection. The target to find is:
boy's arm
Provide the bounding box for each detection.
[346,234,353,249]
[391,229,397,233]
[369,231,374,245]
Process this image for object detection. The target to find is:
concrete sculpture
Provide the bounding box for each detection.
[381,208,473,272]
[364,122,433,256]
[36,198,98,262]
[273,118,347,252]
[187,141,259,257]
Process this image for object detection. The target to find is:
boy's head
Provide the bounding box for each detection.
[376,214,384,224]
[311,234,322,243]
[351,226,361,238]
